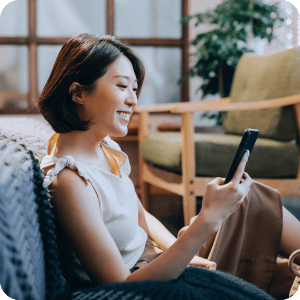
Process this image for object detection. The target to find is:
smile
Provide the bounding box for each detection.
[117,111,131,121]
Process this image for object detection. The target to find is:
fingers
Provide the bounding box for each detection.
[231,150,250,184]
[211,177,224,185]
[236,172,252,203]
[210,171,252,196]
[240,172,253,191]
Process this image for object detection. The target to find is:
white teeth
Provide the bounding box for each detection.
[117,111,130,120]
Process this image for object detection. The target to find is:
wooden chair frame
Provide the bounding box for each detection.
[136,95,300,226]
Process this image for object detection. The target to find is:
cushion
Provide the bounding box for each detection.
[141,132,298,178]
[223,47,300,141]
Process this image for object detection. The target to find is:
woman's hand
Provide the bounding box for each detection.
[199,151,253,230]
[137,154,251,282]
[188,255,216,270]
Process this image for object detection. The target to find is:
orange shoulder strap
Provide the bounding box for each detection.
[47,133,59,155]
[101,144,121,177]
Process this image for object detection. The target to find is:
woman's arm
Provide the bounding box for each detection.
[51,168,212,284]
[137,198,216,269]
[49,168,132,284]
[50,152,252,284]
[51,167,202,284]
[127,211,220,282]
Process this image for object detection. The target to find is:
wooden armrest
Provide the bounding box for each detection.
[135,98,231,113]
[170,94,300,113]
[136,94,300,139]
[157,123,181,132]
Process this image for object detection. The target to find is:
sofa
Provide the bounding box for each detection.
[0,115,291,300]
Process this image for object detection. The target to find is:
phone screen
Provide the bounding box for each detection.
[224,129,259,184]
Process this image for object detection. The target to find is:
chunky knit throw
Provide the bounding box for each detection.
[0,138,71,300]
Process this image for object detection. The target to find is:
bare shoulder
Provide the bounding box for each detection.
[49,167,100,216]
[48,167,130,284]
[50,167,87,187]
[50,167,89,193]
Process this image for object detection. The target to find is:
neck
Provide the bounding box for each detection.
[54,128,106,159]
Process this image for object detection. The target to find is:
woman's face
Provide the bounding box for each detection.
[78,55,138,138]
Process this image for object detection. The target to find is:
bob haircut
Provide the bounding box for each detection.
[38,33,145,133]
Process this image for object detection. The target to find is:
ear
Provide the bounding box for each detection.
[69,82,84,104]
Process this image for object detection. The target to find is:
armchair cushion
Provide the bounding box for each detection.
[141,132,298,178]
[223,47,300,141]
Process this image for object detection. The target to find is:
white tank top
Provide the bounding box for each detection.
[40,136,147,273]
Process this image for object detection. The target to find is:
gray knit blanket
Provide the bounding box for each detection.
[0,115,54,161]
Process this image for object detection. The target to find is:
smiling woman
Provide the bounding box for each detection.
[68,55,138,138]
[38,33,144,134]
[37,33,300,299]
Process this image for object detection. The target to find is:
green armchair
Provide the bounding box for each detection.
[136,47,300,226]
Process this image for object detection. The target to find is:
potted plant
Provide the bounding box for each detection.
[182,0,284,125]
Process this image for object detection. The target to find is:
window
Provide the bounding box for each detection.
[0,0,189,113]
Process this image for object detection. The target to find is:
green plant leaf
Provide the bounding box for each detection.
[181,0,284,123]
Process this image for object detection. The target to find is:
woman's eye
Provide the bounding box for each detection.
[133,88,139,94]
[118,85,127,89]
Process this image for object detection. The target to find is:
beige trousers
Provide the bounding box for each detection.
[133,181,295,299]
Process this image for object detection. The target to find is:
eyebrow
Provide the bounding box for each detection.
[114,75,138,82]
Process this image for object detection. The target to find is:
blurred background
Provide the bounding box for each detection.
[0,0,297,112]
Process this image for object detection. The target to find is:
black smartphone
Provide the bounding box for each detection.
[224,128,259,184]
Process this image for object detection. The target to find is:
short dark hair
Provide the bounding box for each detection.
[38,33,145,133]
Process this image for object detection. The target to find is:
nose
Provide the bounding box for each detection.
[125,89,137,109]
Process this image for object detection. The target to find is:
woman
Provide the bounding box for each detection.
[39,33,300,298]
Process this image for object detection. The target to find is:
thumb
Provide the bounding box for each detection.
[212,177,225,186]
